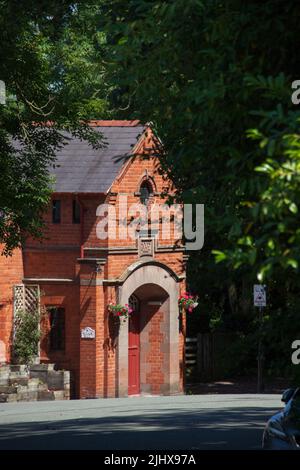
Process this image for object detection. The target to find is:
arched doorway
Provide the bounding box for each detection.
[128,285,169,395]
[117,262,181,397]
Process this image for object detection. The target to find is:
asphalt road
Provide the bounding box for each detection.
[0,394,280,450]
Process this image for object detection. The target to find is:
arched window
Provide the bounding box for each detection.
[129,294,139,314]
[140,180,153,206]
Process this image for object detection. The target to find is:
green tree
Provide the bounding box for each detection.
[100,0,300,378]
[0,1,107,254]
[101,0,300,277]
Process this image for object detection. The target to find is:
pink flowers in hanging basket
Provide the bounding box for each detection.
[178,292,199,313]
[108,303,133,322]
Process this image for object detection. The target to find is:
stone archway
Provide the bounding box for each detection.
[117,263,180,397]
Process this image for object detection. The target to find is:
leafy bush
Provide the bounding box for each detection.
[13,309,41,364]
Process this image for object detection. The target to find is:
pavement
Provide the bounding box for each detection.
[0,394,281,450]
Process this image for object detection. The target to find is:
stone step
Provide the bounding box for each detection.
[47,371,64,390]
[16,385,29,393]
[0,370,10,379]
[0,393,8,403]
[0,363,69,402]
[37,390,55,401]
[16,391,38,401]
[53,390,65,400]
[26,379,48,392]
[9,370,28,377]
[6,365,28,374]
[7,374,29,382]
[27,378,40,388]
[8,377,29,386]
[0,378,9,386]
[0,385,18,394]
[6,393,18,403]
[30,363,54,372]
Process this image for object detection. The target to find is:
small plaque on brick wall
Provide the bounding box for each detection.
[138,237,154,257]
[81,327,95,339]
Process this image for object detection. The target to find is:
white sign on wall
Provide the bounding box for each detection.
[253,284,267,307]
[81,327,96,339]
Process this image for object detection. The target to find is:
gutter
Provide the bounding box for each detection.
[77,195,85,259]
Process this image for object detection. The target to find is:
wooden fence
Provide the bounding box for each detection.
[185,337,197,366]
[185,333,237,380]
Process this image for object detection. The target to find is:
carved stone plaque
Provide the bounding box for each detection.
[138,237,154,258]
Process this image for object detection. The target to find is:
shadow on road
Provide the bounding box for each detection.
[0,406,278,450]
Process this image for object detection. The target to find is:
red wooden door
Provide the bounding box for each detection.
[128,309,140,395]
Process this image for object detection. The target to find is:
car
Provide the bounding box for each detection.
[262,387,300,449]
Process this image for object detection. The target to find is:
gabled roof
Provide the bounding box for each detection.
[50,121,145,193]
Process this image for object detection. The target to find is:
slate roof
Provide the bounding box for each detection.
[50,121,145,193]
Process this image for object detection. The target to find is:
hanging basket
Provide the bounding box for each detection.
[178,293,199,313]
[108,303,133,322]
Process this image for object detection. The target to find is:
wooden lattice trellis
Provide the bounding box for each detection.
[13,284,40,338]
[14,284,40,316]
[13,284,41,360]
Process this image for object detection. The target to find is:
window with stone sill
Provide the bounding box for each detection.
[140,180,153,206]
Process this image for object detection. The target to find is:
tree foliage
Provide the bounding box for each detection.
[101,0,300,278]
[13,308,41,364]
[0,1,107,253]
[100,0,300,378]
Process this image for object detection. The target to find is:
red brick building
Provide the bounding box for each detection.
[0,121,187,398]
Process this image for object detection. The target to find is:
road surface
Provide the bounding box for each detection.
[0,394,280,450]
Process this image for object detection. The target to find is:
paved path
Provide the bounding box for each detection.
[0,394,281,450]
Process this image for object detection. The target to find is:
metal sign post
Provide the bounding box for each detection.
[254,285,266,393]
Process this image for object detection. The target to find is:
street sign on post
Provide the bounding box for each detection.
[254,284,266,307]
[254,284,267,393]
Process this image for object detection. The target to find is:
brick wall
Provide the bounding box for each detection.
[39,283,80,397]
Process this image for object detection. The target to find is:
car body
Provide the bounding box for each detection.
[263,387,300,449]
